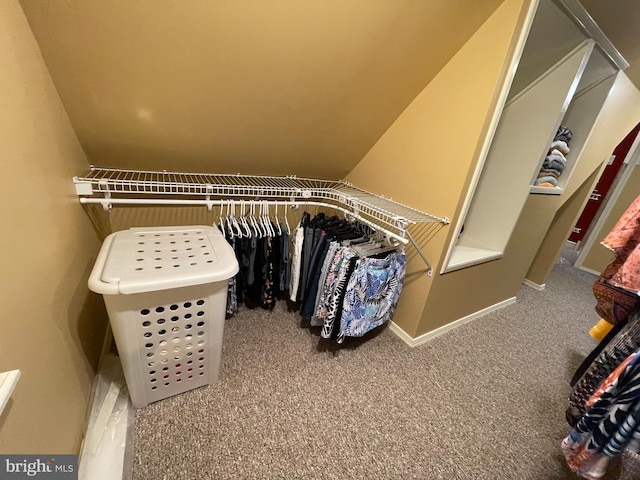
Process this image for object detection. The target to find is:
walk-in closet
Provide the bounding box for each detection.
[3,0,640,478]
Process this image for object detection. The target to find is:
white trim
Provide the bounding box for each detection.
[0,370,21,416]
[577,265,601,276]
[78,326,132,480]
[522,279,546,290]
[555,0,629,71]
[444,247,503,273]
[389,297,517,347]
[440,0,540,274]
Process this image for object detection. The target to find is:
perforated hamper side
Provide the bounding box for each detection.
[103,282,227,408]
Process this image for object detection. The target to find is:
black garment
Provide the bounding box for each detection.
[247,237,257,286]
[298,226,315,303]
[279,225,290,291]
[245,237,265,306]
[237,237,251,303]
[301,233,329,320]
[262,235,276,310]
[270,223,282,299]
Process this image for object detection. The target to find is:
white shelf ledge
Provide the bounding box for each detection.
[0,370,20,416]
[444,246,503,272]
[530,185,565,194]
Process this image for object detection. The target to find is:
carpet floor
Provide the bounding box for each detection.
[131,259,639,479]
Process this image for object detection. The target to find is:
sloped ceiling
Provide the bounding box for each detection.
[19,0,504,179]
[580,0,640,89]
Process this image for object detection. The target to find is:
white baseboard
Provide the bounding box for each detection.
[79,347,133,480]
[577,265,600,276]
[522,279,546,291]
[389,296,517,347]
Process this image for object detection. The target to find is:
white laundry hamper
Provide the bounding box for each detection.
[89,225,239,408]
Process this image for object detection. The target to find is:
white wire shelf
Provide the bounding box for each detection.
[74,166,449,274]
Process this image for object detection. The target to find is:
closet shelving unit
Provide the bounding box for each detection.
[74,166,449,275]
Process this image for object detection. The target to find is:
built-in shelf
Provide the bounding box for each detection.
[442,0,625,274]
[446,246,503,272]
[530,185,564,194]
[529,51,617,195]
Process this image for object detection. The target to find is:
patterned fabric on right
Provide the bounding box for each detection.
[600,194,640,295]
[336,251,406,344]
[562,347,640,479]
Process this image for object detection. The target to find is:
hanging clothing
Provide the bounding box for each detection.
[593,194,640,326]
[225,235,238,316]
[315,247,348,327]
[298,224,315,302]
[320,248,357,339]
[245,237,265,306]
[289,225,304,302]
[329,257,358,341]
[221,210,407,345]
[600,194,640,295]
[336,251,406,343]
[567,314,640,425]
[300,232,329,320]
[247,237,258,287]
[310,241,340,327]
[562,348,640,479]
[279,223,290,292]
[261,235,276,310]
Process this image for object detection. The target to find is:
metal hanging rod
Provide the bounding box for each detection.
[74,166,449,275]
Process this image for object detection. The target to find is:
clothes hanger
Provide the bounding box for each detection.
[262,201,275,237]
[353,238,398,257]
[259,201,268,237]
[282,202,291,236]
[217,203,226,239]
[225,201,235,240]
[268,201,277,237]
[273,202,282,236]
[250,201,263,238]
[257,201,265,238]
[232,200,244,239]
[240,200,252,238]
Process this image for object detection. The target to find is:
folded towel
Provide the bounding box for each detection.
[554,125,573,144]
[549,140,570,155]
[541,166,564,177]
[546,149,567,165]
[535,176,558,186]
[538,171,559,179]
[542,160,565,174]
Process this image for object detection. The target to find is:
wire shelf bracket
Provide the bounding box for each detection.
[74,166,449,275]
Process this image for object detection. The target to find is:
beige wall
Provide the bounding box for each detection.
[526,168,603,284]
[0,0,106,453]
[344,0,640,339]
[580,164,640,274]
[20,0,504,180]
[346,0,531,337]
[526,71,640,283]
[421,71,640,337]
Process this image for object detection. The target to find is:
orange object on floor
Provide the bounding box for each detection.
[589,318,614,341]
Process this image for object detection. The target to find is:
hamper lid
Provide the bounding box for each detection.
[89,226,239,295]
